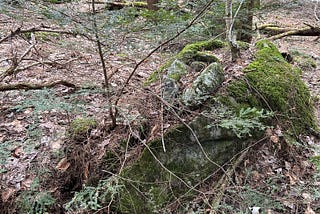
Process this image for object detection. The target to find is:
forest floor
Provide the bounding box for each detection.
[0,0,320,213]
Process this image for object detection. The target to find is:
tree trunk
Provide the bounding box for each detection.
[225,0,240,62]
[147,0,158,10]
[237,0,260,42]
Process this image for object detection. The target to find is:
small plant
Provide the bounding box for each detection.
[13,89,81,114]
[65,177,122,212]
[17,178,55,214]
[219,107,272,138]
[310,156,320,171]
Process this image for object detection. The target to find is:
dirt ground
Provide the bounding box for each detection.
[0,0,320,213]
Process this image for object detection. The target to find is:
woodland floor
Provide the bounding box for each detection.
[0,0,320,213]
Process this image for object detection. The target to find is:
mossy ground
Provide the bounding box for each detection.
[68,117,97,140]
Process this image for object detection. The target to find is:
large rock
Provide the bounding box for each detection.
[182,62,224,107]
[116,40,317,213]
[162,59,187,103]
[118,113,246,213]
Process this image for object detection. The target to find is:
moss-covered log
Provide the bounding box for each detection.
[258,24,320,40]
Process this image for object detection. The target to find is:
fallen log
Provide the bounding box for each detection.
[0,80,77,91]
[258,23,320,40]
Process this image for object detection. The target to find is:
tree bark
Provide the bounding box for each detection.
[225,0,240,61]
[237,0,260,42]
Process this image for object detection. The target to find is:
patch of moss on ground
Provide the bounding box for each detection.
[291,50,317,70]
[310,156,320,171]
[68,117,97,140]
[226,40,316,133]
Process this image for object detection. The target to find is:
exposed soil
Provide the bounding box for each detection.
[0,0,320,213]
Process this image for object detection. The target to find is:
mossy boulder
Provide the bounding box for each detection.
[225,40,316,133]
[118,114,247,213]
[117,40,317,213]
[163,59,188,103]
[182,62,224,106]
[145,39,226,85]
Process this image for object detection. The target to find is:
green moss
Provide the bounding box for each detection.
[176,39,225,63]
[291,51,317,70]
[36,32,60,41]
[226,40,316,133]
[310,156,320,171]
[144,39,226,85]
[167,60,187,81]
[118,122,246,213]
[68,117,97,139]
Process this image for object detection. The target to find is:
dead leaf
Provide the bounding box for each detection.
[150,124,159,138]
[270,135,279,143]
[1,188,15,202]
[266,209,273,214]
[302,192,312,202]
[285,172,298,185]
[275,125,283,137]
[265,128,273,137]
[284,161,291,171]
[7,120,25,132]
[55,157,70,171]
[12,146,24,158]
[50,139,63,150]
[21,176,35,190]
[83,162,89,182]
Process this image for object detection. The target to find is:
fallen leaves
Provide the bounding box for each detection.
[1,188,15,202]
[55,157,70,172]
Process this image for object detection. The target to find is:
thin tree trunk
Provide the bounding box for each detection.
[225,0,240,61]
[237,0,259,42]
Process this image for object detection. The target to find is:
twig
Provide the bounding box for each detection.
[92,0,117,129]
[0,40,36,81]
[0,24,85,44]
[315,0,319,21]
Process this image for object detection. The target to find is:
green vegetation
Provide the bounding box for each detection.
[17,178,55,214]
[68,117,97,139]
[220,107,272,138]
[226,40,316,134]
[65,177,122,212]
[146,39,225,85]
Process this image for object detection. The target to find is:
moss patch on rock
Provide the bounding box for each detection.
[145,39,226,85]
[225,40,316,134]
[118,116,248,213]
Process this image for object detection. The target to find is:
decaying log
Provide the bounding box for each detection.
[86,1,147,10]
[0,80,77,91]
[258,23,320,40]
